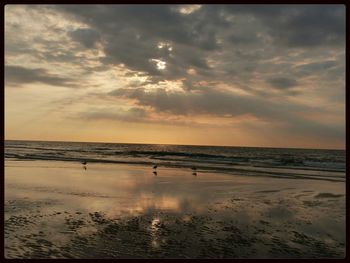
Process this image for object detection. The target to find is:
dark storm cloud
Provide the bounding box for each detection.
[108,87,344,140]
[68,28,101,48]
[220,4,345,48]
[5,65,76,87]
[276,5,345,48]
[49,5,222,78]
[44,4,344,87]
[228,33,259,45]
[109,87,303,119]
[55,5,219,49]
[6,4,345,97]
[267,77,299,89]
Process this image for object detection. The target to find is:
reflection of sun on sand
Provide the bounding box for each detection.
[151,217,161,248]
[104,195,181,219]
[4,160,346,259]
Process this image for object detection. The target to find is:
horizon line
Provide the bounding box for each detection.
[4,138,345,151]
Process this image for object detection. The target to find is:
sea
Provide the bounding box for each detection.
[4,140,345,182]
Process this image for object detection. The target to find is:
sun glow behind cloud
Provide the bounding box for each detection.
[178,5,202,15]
[151,59,167,70]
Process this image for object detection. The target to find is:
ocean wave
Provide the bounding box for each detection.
[5,153,345,183]
[5,140,345,182]
[122,150,233,159]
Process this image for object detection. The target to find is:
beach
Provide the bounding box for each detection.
[5,159,345,259]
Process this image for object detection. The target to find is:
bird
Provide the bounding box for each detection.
[153,171,157,176]
[81,161,87,170]
[191,167,197,176]
[153,165,158,170]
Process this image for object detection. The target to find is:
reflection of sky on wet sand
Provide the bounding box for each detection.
[5,160,345,220]
[5,160,248,215]
[5,160,345,258]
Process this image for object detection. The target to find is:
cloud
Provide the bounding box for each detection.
[79,107,148,122]
[68,28,100,48]
[275,5,345,48]
[5,65,76,87]
[48,5,221,79]
[4,5,345,147]
[220,5,345,48]
[267,77,299,89]
[109,87,301,120]
[108,86,344,140]
[228,33,259,45]
[294,60,338,77]
[74,105,206,127]
[7,5,345,93]
[284,118,345,140]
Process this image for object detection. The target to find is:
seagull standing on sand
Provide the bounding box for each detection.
[152,165,158,176]
[191,167,197,176]
[81,161,87,170]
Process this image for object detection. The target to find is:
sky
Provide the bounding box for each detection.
[5,5,345,149]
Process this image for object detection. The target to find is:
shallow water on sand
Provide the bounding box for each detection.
[5,160,345,259]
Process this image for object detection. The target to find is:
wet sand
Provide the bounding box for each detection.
[5,160,345,259]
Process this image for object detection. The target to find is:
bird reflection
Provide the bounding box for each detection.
[153,164,158,176]
[192,167,197,176]
[81,161,87,170]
